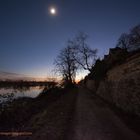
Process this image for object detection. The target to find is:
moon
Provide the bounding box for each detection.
[50,7,56,15]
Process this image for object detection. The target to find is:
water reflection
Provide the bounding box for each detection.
[0,86,44,103]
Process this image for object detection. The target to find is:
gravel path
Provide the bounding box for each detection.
[67,86,140,140]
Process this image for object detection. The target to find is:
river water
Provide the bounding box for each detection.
[0,86,44,103]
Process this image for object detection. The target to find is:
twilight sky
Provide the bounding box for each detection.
[0,0,140,79]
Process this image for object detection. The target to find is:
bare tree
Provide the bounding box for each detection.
[131,24,140,39]
[116,33,130,49]
[116,24,140,51]
[72,32,98,72]
[54,32,98,85]
[54,44,77,86]
[130,24,140,45]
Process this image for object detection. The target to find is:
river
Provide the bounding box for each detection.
[0,86,44,103]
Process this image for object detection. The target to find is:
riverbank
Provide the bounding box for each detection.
[0,87,77,140]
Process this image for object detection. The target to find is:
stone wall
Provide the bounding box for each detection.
[97,53,140,116]
[86,52,140,116]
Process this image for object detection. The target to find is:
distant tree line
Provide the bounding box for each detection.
[0,80,57,90]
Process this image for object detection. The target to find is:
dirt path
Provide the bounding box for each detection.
[66,86,140,140]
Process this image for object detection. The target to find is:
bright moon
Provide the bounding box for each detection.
[50,8,56,15]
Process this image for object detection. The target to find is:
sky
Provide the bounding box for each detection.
[0,0,140,79]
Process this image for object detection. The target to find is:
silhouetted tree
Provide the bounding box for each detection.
[54,44,78,86]
[54,32,98,85]
[116,24,140,51]
[72,32,98,72]
[130,24,140,46]
[116,33,130,49]
[131,24,140,39]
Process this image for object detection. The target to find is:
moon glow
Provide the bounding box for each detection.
[50,7,56,15]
